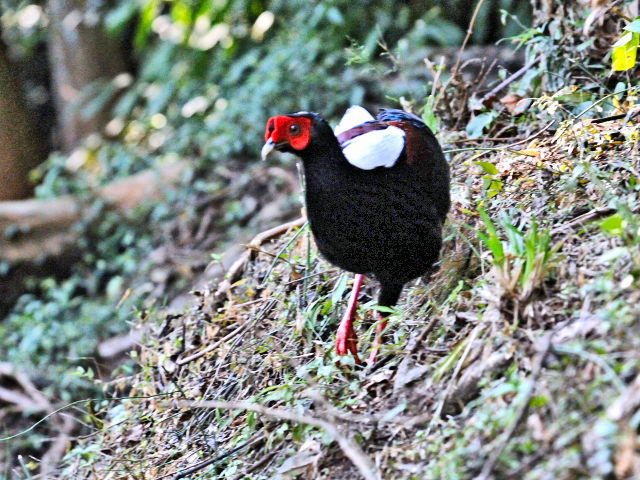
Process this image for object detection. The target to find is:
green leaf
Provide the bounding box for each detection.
[105,2,138,36]
[477,208,505,263]
[487,179,503,198]
[530,395,548,408]
[80,81,118,118]
[599,214,624,236]
[171,1,193,27]
[147,82,176,114]
[625,18,640,33]
[487,381,517,398]
[476,161,498,175]
[466,111,498,139]
[331,273,349,307]
[612,31,639,71]
[326,7,344,24]
[135,0,161,49]
[421,97,438,133]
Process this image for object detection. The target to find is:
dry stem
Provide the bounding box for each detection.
[183,399,380,480]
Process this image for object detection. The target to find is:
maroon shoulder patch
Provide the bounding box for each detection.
[336,122,388,144]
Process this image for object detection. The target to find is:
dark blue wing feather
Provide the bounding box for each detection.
[377,108,437,139]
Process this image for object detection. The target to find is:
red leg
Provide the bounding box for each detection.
[367,312,388,365]
[335,274,364,364]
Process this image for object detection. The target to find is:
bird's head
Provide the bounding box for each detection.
[261,112,318,160]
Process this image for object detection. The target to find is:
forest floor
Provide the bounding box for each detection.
[53,99,640,479]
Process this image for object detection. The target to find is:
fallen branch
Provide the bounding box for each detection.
[590,105,640,124]
[39,414,75,478]
[0,160,187,265]
[97,328,143,359]
[428,325,481,432]
[551,206,616,235]
[0,362,51,412]
[183,399,380,480]
[393,316,442,393]
[0,363,75,477]
[230,445,282,480]
[443,349,512,415]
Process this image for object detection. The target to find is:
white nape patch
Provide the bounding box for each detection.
[334,105,375,136]
[342,126,405,170]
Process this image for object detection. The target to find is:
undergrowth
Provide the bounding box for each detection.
[5,1,640,479]
[49,91,640,477]
[1,2,470,469]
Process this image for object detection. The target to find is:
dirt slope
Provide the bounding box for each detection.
[56,109,640,479]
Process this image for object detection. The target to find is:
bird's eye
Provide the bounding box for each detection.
[268,121,274,134]
[289,124,300,135]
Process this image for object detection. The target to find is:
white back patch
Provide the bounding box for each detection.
[333,105,375,136]
[342,126,405,170]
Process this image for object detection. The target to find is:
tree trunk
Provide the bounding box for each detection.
[0,39,46,200]
[47,0,128,151]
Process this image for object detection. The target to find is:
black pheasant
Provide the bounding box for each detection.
[262,106,450,364]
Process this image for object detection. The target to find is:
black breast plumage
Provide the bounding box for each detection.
[299,108,450,305]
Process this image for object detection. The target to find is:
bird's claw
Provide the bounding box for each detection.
[335,322,362,364]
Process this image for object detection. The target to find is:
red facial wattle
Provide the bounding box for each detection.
[264,116,312,150]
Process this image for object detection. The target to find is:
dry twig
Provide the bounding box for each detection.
[551,206,617,235]
[176,322,251,366]
[0,363,50,412]
[448,0,487,83]
[176,294,279,365]
[182,399,380,480]
[427,324,481,432]
[230,446,282,480]
[213,217,306,301]
[480,56,541,105]
[170,431,265,480]
[0,363,77,477]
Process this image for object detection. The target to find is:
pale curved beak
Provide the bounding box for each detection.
[261,139,275,161]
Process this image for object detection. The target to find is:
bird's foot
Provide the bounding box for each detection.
[335,320,362,364]
[334,274,365,365]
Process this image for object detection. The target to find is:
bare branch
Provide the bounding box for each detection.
[183,399,380,480]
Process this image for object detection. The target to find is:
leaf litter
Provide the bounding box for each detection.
[51,95,640,479]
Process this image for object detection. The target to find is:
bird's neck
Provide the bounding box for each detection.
[299,137,351,187]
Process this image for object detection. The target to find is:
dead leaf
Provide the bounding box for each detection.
[481,93,499,110]
[124,424,145,444]
[583,0,610,34]
[500,93,522,113]
[614,429,640,479]
[272,439,322,479]
[500,93,533,116]
[514,149,541,158]
[295,311,305,334]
